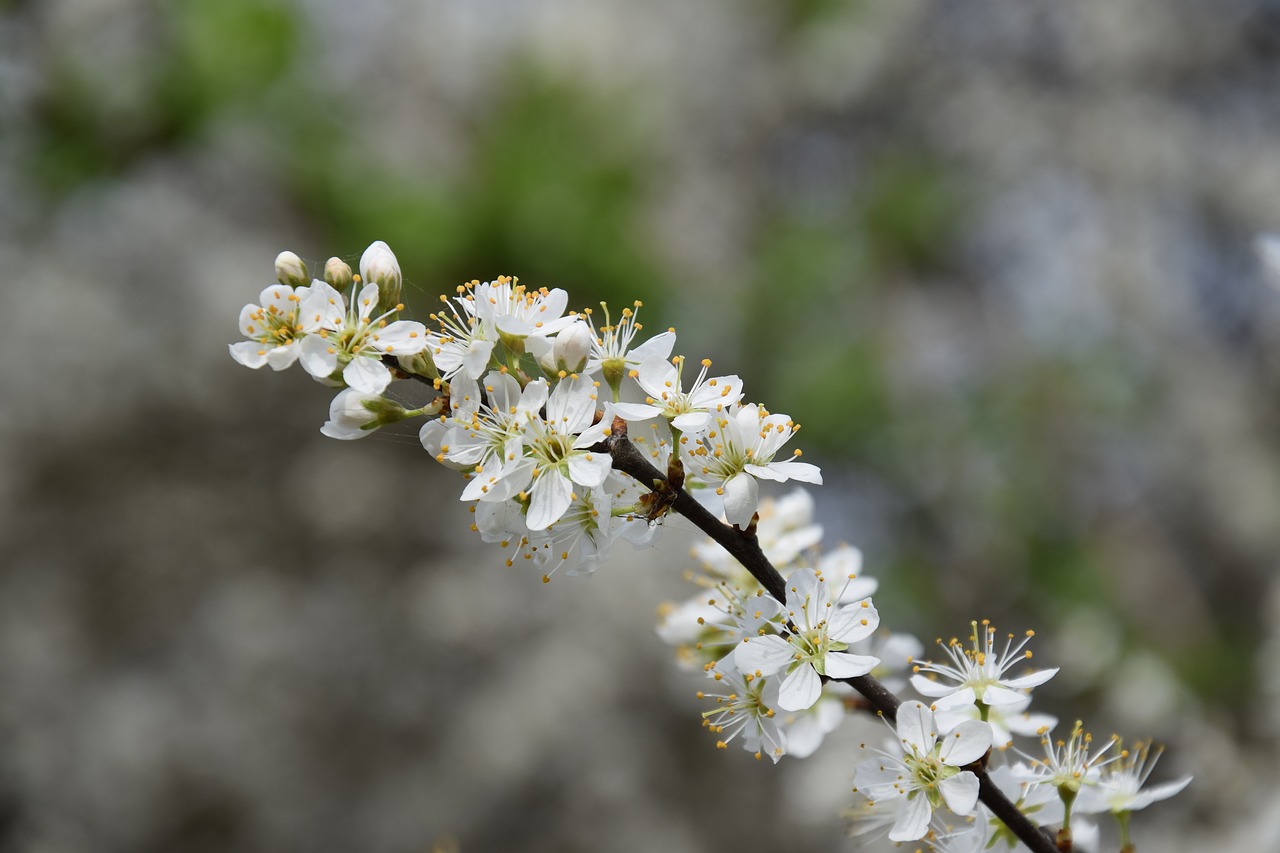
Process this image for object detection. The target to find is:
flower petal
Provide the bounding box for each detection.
[229,340,269,369]
[733,634,794,676]
[777,663,822,712]
[343,356,392,394]
[1003,668,1059,690]
[526,469,573,531]
[628,331,676,364]
[887,789,932,842]
[264,343,301,370]
[931,687,978,713]
[370,321,428,355]
[567,452,611,489]
[938,720,992,767]
[750,460,823,484]
[828,599,880,643]
[824,651,880,678]
[895,700,937,754]
[910,674,960,698]
[940,771,981,816]
[611,402,661,422]
[299,335,338,379]
[722,473,759,528]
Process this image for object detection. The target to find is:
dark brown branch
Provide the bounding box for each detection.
[602,427,1058,853]
[381,354,439,388]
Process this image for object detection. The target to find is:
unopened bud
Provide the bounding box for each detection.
[275,251,309,288]
[320,389,410,440]
[360,240,402,314]
[397,351,439,380]
[553,320,593,374]
[324,257,353,290]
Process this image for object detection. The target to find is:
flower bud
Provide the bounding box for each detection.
[320,389,410,440]
[275,251,309,288]
[526,335,555,375]
[324,257,353,291]
[397,351,439,380]
[553,320,592,374]
[360,240,402,315]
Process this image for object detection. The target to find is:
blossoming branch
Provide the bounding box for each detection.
[232,242,1190,853]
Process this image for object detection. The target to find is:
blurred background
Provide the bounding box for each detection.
[2,0,1279,850]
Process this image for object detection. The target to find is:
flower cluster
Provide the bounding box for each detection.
[233,241,1193,853]
[657,491,918,762]
[231,242,820,580]
[842,622,1190,849]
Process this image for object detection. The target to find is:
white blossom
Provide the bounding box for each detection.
[683,403,822,528]
[229,282,322,370]
[1079,740,1191,815]
[582,301,675,396]
[1017,720,1118,795]
[274,251,309,287]
[468,276,578,340]
[700,662,787,762]
[486,374,613,530]
[419,371,547,486]
[612,355,743,435]
[911,619,1057,713]
[852,701,993,842]
[298,280,428,393]
[734,568,879,711]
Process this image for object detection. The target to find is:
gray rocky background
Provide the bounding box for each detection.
[1,0,1278,850]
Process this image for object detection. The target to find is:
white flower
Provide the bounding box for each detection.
[472,486,637,579]
[488,374,613,530]
[911,620,1057,713]
[1080,740,1191,815]
[229,282,322,370]
[426,290,496,381]
[324,256,353,290]
[656,597,725,656]
[734,568,880,711]
[700,663,787,762]
[683,403,822,528]
[469,276,579,340]
[298,281,428,393]
[612,355,744,435]
[852,701,993,842]
[658,581,782,674]
[1017,720,1118,795]
[419,372,548,492]
[582,300,676,395]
